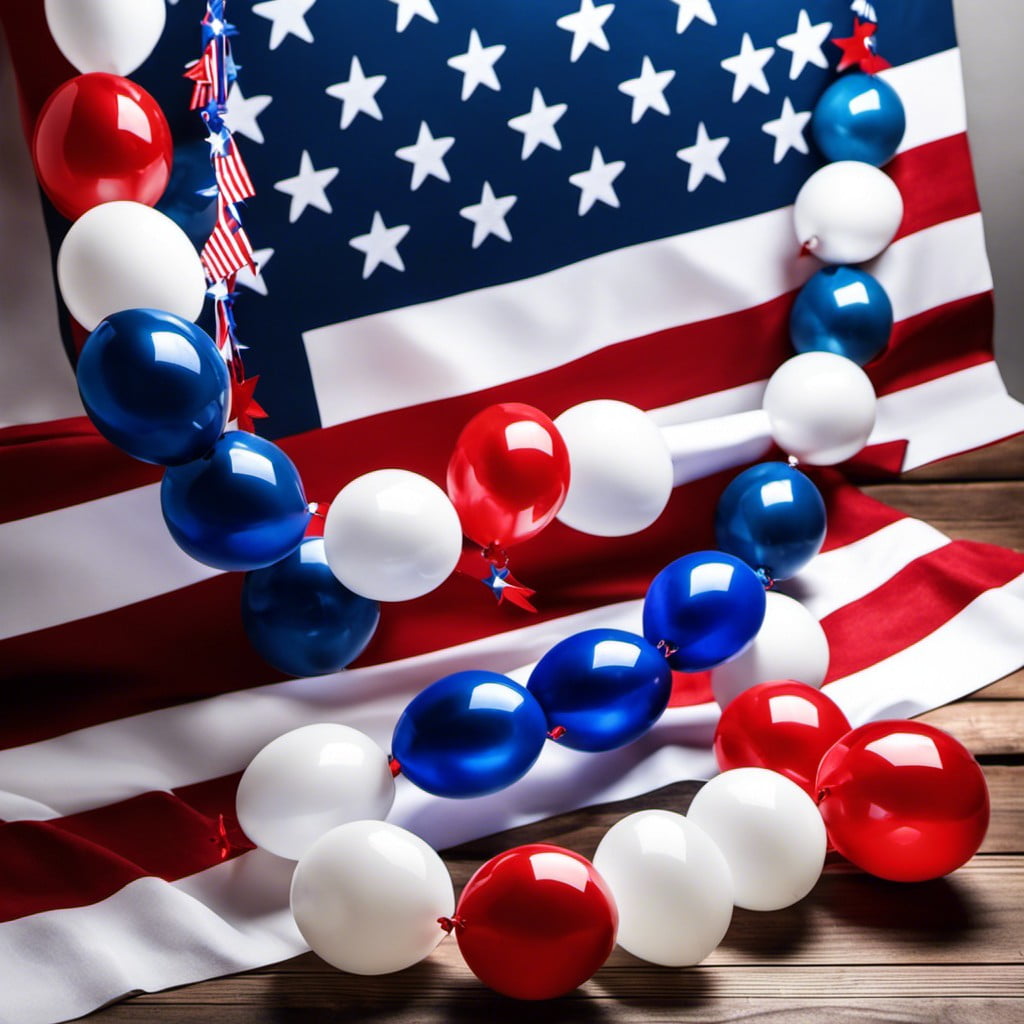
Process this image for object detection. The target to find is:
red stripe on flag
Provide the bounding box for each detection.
[821,539,1024,683]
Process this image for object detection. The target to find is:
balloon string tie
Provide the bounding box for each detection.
[756,568,775,591]
[656,639,678,660]
[388,756,402,778]
[547,725,567,742]
[437,915,465,935]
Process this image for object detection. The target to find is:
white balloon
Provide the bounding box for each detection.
[593,810,733,967]
[687,768,826,912]
[236,724,395,861]
[711,593,829,710]
[763,352,876,465]
[324,469,463,602]
[45,0,166,76]
[57,202,206,331]
[794,161,903,264]
[554,400,673,537]
[291,820,454,975]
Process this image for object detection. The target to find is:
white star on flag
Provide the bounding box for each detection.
[252,0,316,51]
[676,121,729,191]
[618,56,675,123]
[556,0,615,63]
[508,88,567,159]
[388,0,438,33]
[670,0,716,34]
[762,97,812,163]
[273,150,339,222]
[777,10,833,80]
[460,182,518,248]
[720,33,774,102]
[395,122,455,190]
[447,29,506,101]
[349,211,410,278]
[223,83,272,144]
[325,56,386,130]
[236,249,274,296]
[569,147,625,215]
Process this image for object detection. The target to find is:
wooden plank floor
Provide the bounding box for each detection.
[91,438,1024,1023]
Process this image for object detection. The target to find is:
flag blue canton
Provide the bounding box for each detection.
[124,0,956,439]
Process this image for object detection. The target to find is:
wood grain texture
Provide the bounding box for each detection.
[81,439,1024,1021]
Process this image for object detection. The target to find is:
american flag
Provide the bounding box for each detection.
[1,1,1023,1020]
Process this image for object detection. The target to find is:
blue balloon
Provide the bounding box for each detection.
[714,462,827,581]
[391,671,548,798]
[161,431,310,571]
[77,308,230,465]
[790,266,893,366]
[242,538,380,677]
[812,72,906,166]
[642,551,766,673]
[156,139,218,251]
[526,629,671,752]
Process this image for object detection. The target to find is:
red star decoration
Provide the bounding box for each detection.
[229,374,268,433]
[832,18,892,74]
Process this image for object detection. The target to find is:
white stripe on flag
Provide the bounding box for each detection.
[881,48,966,154]
[870,361,1024,470]
[0,514,967,819]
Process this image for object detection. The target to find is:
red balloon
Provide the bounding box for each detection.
[32,73,172,221]
[816,720,989,882]
[446,403,570,549]
[714,680,852,796]
[454,843,617,1000]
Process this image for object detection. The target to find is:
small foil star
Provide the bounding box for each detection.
[230,375,268,433]
[481,564,537,612]
[832,18,891,73]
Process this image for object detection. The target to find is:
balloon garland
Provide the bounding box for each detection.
[26,1,992,1004]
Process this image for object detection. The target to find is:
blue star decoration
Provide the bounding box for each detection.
[481,564,537,612]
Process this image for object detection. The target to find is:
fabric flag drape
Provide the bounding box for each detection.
[0,2,1022,1022]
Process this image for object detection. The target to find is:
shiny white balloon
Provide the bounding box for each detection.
[554,400,673,537]
[593,810,733,967]
[711,592,829,710]
[57,202,206,331]
[45,0,166,76]
[324,469,463,602]
[291,820,455,975]
[794,161,903,264]
[236,724,395,861]
[687,768,826,912]
[763,352,877,465]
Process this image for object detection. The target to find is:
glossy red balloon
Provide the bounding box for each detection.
[446,403,570,549]
[454,843,618,1000]
[816,720,990,882]
[714,681,852,797]
[32,73,172,221]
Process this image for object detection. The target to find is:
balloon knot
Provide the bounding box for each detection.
[787,454,800,468]
[437,915,465,934]
[547,725,567,742]
[756,568,775,591]
[211,813,233,861]
[656,639,678,660]
[816,786,830,806]
[799,236,819,259]
[388,756,402,778]
[482,544,509,569]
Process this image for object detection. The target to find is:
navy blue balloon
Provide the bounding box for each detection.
[812,72,906,167]
[156,139,218,251]
[77,308,230,465]
[391,671,548,798]
[242,538,380,677]
[526,629,672,752]
[161,431,310,571]
[790,266,893,366]
[714,462,827,581]
[642,551,766,673]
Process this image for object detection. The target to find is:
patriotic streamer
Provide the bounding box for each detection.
[186,0,264,430]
